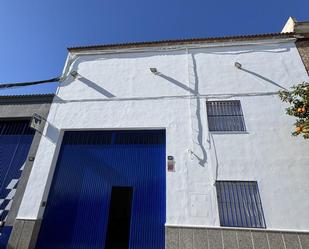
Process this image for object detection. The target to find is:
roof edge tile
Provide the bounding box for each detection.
[0,94,54,104]
[67,32,295,52]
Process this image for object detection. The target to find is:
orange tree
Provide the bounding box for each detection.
[279,82,309,139]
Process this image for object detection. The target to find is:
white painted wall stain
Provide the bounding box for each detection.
[18,39,309,231]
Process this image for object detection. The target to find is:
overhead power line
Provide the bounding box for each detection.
[0,77,60,90]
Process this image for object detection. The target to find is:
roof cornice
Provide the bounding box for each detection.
[67,32,295,52]
[0,94,54,104]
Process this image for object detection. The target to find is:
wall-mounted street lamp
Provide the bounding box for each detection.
[30,113,44,132]
[150,68,159,75]
[234,62,242,69]
[70,71,79,78]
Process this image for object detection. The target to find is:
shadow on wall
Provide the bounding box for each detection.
[45,122,60,144]
[78,76,115,98]
[60,70,115,99]
[158,74,196,94]
[240,68,288,91]
[208,133,219,181]
[191,54,207,167]
[152,55,207,167]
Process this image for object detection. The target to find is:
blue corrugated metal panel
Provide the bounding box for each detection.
[216,181,266,228]
[36,130,166,249]
[0,226,12,248]
[0,120,34,218]
[0,120,34,248]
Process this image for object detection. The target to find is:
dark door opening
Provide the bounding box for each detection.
[105,186,133,249]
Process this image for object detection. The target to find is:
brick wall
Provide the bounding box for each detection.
[296,39,309,75]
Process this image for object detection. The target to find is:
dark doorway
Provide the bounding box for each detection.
[105,186,133,249]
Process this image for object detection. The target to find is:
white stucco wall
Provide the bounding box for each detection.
[18,38,309,231]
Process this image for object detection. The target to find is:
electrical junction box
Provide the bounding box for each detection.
[167,156,175,172]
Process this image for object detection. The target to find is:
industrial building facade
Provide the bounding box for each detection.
[2,20,309,249]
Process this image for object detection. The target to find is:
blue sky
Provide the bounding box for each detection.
[0,0,308,95]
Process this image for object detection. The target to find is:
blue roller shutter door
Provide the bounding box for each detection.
[36,130,166,249]
[0,120,35,247]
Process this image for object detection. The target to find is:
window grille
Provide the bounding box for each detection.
[216,181,266,228]
[206,101,246,132]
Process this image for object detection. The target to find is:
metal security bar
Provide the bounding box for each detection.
[206,101,246,132]
[63,131,112,145]
[62,130,166,145]
[0,120,34,135]
[216,181,266,228]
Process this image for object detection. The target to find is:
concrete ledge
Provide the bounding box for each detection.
[7,219,42,249]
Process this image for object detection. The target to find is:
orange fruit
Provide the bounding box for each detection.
[297,108,303,113]
[295,126,302,132]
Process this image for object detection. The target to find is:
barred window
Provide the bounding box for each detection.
[216,181,266,228]
[206,101,246,132]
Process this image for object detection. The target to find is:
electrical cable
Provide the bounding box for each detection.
[0,77,60,90]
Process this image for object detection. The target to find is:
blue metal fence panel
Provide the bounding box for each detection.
[0,120,34,247]
[216,181,266,228]
[36,130,166,249]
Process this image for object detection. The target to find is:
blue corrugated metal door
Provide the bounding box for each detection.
[0,120,35,247]
[36,130,166,249]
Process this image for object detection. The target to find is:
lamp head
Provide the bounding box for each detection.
[234,62,242,69]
